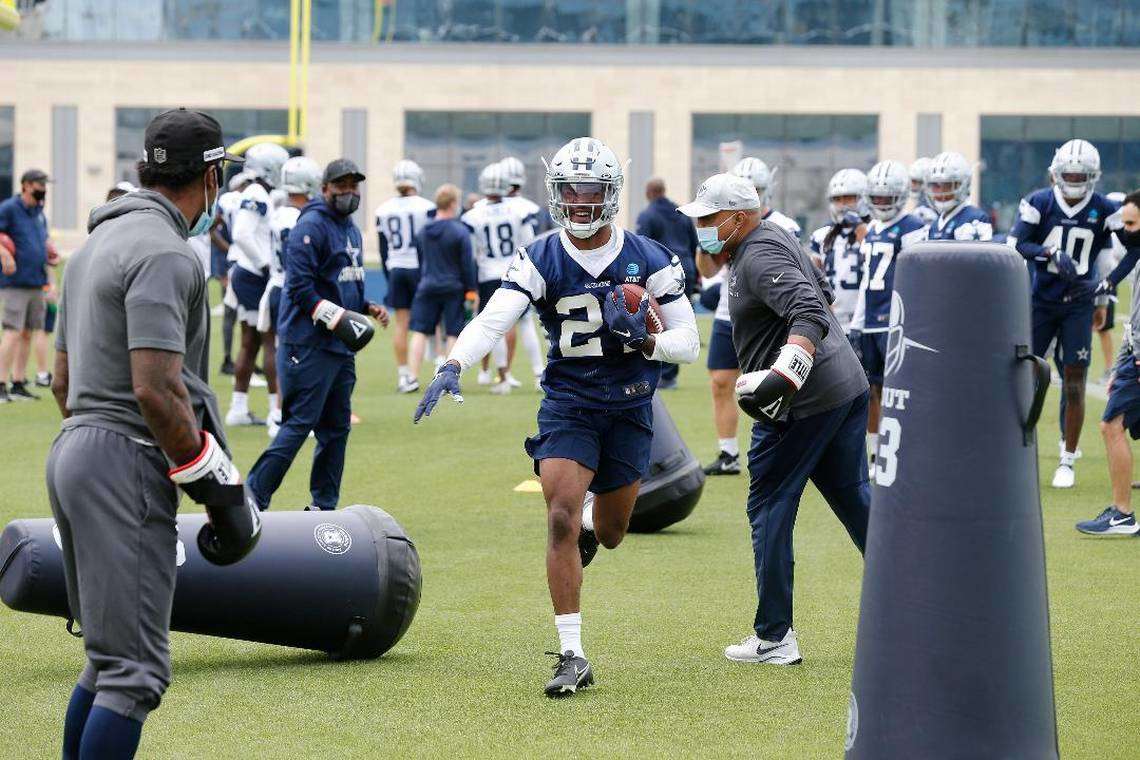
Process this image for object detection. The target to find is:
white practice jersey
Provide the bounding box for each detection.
[713,209,801,322]
[375,194,436,270]
[217,190,244,263]
[230,182,274,275]
[462,198,537,283]
[809,224,861,331]
[269,205,302,288]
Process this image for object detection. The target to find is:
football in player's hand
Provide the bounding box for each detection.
[616,283,665,334]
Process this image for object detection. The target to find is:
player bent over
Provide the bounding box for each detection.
[1077,190,1140,536]
[413,138,699,697]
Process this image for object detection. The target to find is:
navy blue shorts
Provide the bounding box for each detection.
[386,267,420,310]
[524,398,654,494]
[707,319,738,371]
[858,331,887,385]
[230,266,268,311]
[478,280,501,312]
[1104,352,1140,438]
[1032,299,1093,367]
[410,290,465,337]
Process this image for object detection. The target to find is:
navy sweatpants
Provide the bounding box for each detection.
[248,342,355,510]
[746,390,871,641]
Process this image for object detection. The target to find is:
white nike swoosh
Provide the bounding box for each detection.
[1109,517,1134,526]
[772,273,784,283]
[612,329,631,338]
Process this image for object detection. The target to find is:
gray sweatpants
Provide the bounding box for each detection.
[45,424,179,722]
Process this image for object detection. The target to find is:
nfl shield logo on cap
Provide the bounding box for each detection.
[153,147,167,164]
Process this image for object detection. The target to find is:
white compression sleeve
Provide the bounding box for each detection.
[448,287,530,371]
[648,297,700,364]
[518,312,545,373]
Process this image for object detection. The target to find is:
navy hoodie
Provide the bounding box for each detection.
[278,198,368,355]
[414,217,477,296]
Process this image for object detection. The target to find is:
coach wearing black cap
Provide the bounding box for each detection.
[247,158,388,512]
[46,108,260,759]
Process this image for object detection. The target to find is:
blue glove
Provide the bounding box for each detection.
[1050,248,1079,281]
[413,362,463,423]
[602,287,648,349]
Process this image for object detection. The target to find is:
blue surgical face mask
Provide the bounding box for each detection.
[696,214,741,255]
[188,173,218,237]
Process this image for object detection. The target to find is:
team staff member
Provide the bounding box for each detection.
[247,158,388,511]
[48,109,260,760]
[636,177,699,389]
[679,174,870,666]
[0,168,57,403]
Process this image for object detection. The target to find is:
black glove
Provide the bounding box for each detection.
[169,432,262,566]
[312,299,375,352]
[735,344,814,420]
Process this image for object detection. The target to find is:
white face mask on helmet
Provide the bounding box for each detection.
[865,160,909,222]
[544,137,624,239]
[926,151,973,214]
[1049,139,1101,202]
[826,168,868,224]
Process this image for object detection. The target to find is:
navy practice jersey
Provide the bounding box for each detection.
[852,212,927,332]
[500,226,686,409]
[926,204,993,241]
[1009,186,1121,303]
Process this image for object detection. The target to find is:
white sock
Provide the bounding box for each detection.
[581,491,595,532]
[867,433,879,458]
[491,338,508,370]
[268,393,278,417]
[231,391,248,415]
[555,613,583,658]
[398,364,410,379]
[519,314,545,372]
[1060,451,1076,467]
[718,437,739,457]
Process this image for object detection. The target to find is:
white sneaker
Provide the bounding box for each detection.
[249,373,268,388]
[489,380,512,396]
[724,629,802,665]
[1058,440,1082,460]
[477,369,493,386]
[226,409,266,427]
[397,376,420,394]
[1052,464,1075,489]
[505,372,522,389]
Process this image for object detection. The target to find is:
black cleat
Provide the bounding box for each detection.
[220,357,235,376]
[9,382,40,401]
[703,451,740,476]
[544,651,593,698]
[578,527,599,568]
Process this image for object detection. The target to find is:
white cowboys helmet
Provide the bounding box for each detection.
[279,156,322,198]
[731,157,776,205]
[243,143,290,189]
[908,157,932,199]
[393,159,425,193]
[499,156,527,188]
[865,160,909,222]
[1049,139,1101,201]
[544,137,624,239]
[926,151,973,214]
[479,162,511,197]
[827,168,868,224]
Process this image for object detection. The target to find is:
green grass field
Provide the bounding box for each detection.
[1,306,1138,759]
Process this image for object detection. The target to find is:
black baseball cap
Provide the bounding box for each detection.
[323,158,366,184]
[141,108,243,168]
[20,169,49,184]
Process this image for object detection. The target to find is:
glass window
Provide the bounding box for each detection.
[692,113,879,233]
[0,107,13,198]
[404,111,591,199]
[980,115,1140,231]
[114,108,288,185]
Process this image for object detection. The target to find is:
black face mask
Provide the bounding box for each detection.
[330,192,360,217]
[1118,226,1140,249]
[31,189,46,203]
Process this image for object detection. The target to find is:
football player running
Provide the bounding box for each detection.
[376,160,436,393]
[849,160,927,473]
[462,163,537,394]
[260,156,321,438]
[414,138,699,698]
[226,142,290,427]
[924,151,993,241]
[1008,139,1119,488]
[908,157,938,226]
[810,169,869,332]
[698,157,802,477]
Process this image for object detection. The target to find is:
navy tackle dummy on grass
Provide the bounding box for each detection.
[846,242,1057,759]
[413,137,700,699]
